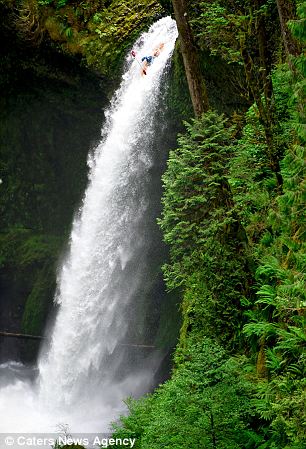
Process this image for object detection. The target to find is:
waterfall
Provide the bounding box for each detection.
[0,17,177,432]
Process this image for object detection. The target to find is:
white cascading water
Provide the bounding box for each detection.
[0,17,177,433]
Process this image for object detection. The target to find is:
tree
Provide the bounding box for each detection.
[171,0,209,116]
[276,0,300,58]
[158,111,251,348]
[189,0,285,188]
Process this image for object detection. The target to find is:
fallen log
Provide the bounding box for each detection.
[0,332,155,348]
[119,343,155,348]
[0,331,45,340]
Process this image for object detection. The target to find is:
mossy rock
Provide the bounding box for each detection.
[36,0,164,77]
[0,229,61,272]
[21,262,56,336]
[79,0,164,76]
[2,0,164,78]
[0,229,61,361]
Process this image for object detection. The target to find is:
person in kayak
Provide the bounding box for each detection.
[141,43,164,74]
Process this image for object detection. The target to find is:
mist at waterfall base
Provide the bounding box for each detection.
[0,18,178,433]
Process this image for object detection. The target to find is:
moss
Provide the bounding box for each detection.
[165,43,193,122]
[80,0,163,76]
[153,290,181,350]
[0,229,61,360]
[21,261,56,337]
[1,0,164,79]
[0,229,62,270]
[37,0,163,77]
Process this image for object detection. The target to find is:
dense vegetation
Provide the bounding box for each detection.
[113,1,306,448]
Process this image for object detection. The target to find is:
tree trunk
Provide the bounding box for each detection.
[256,337,268,379]
[276,0,299,58]
[171,0,209,116]
[241,1,283,190]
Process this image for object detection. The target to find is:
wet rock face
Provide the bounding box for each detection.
[0,15,108,363]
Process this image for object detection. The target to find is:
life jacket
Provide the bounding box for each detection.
[141,56,154,65]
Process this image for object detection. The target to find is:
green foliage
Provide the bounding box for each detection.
[64,25,73,39]
[229,104,276,239]
[0,228,61,287]
[21,262,56,336]
[191,1,243,64]
[38,0,69,8]
[113,338,258,449]
[289,2,306,143]
[190,0,287,186]
[56,0,69,8]
[0,229,61,271]
[158,111,249,347]
[235,71,306,364]
[160,111,234,287]
[227,5,306,445]
[253,375,306,447]
[38,0,53,5]
[289,2,306,44]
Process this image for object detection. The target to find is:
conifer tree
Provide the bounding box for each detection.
[159,111,250,347]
